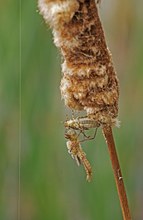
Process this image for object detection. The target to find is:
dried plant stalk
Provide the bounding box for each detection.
[38,0,132,219]
[103,126,132,220]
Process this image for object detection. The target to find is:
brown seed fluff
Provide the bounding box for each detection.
[38,0,119,127]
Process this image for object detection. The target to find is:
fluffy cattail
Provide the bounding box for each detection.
[38,2,133,215]
[38,0,119,127]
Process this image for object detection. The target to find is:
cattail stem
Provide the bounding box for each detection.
[38,1,132,218]
[102,126,132,220]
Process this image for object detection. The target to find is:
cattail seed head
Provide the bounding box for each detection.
[38,0,119,127]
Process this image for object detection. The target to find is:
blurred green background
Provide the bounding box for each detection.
[1,0,143,219]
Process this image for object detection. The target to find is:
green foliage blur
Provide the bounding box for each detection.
[1,0,143,219]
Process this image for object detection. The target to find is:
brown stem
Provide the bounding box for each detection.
[102,126,132,220]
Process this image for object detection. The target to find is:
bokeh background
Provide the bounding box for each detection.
[1,0,143,219]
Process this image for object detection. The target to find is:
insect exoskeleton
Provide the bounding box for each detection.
[65,129,92,182]
[64,116,100,131]
[65,129,82,166]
